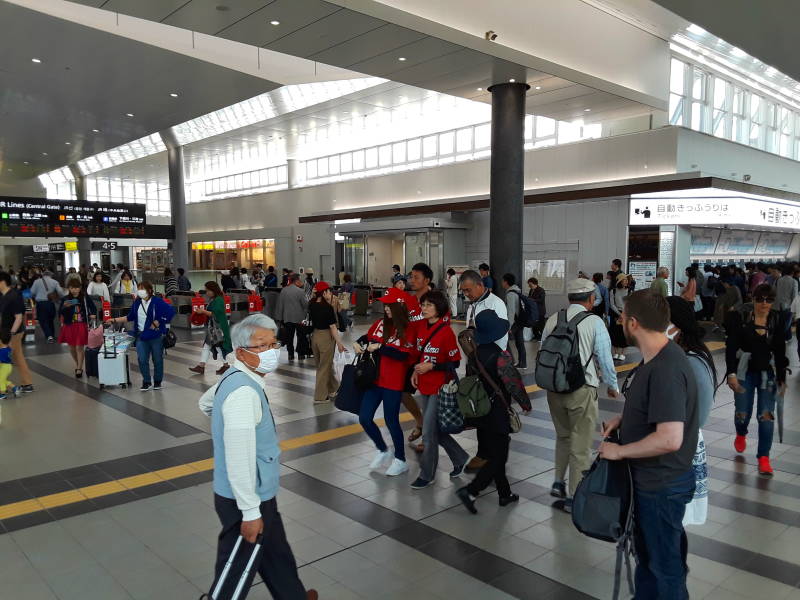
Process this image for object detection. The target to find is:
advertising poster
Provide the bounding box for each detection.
[628,261,658,289]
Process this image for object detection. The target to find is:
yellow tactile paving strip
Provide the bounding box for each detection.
[3,343,725,522]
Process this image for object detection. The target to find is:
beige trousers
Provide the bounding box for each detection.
[312,329,338,402]
[546,384,598,497]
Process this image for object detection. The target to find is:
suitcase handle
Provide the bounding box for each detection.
[209,533,263,600]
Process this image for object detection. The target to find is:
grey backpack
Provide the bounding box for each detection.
[535,309,594,393]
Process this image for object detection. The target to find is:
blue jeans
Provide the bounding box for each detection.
[37,300,56,339]
[136,335,164,385]
[633,470,695,600]
[734,371,777,458]
[359,386,405,461]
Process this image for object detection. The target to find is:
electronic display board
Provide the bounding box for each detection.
[0,197,146,237]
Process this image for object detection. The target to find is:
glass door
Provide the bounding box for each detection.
[404,232,428,275]
[343,235,366,284]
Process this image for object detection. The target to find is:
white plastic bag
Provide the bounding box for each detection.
[334,349,354,382]
[523,327,533,342]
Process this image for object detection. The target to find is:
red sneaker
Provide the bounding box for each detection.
[734,435,747,453]
[758,456,773,476]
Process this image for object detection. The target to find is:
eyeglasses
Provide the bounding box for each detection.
[244,342,282,351]
[754,296,775,304]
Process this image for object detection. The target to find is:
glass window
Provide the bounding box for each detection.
[392,142,406,164]
[456,128,472,153]
[691,102,702,130]
[306,160,318,179]
[438,131,454,155]
[422,135,437,158]
[712,77,728,110]
[365,147,378,168]
[536,116,555,137]
[750,94,761,121]
[691,68,705,101]
[670,58,685,95]
[407,138,422,160]
[277,165,287,183]
[318,158,329,177]
[341,152,353,173]
[329,155,340,174]
[378,144,391,166]
[353,149,365,171]
[268,167,278,185]
[474,124,490,148]
[234,174,243,189]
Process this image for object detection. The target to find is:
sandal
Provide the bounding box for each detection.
[75,369,83,378]
[408,427,423,442]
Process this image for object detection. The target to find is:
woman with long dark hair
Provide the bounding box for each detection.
[308,281,346,404]
[666,297,716,524]
[725,283,786,475]
[609,273,629,361]
[356,288,416,477]
[58,280,98,377]
[189,281,232,376]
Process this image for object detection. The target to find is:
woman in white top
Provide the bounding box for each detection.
[445,268,458,317]
[112,270,137,296]
[86,271,111,302]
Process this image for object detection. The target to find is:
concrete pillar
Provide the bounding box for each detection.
[488,82,529,298]
[160,130,189,271]
[69,165,92,267]
[287,159,304,189]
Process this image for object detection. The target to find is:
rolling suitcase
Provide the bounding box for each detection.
[85,347,99,378]
[200,534,264,600]
[98,329,131,389]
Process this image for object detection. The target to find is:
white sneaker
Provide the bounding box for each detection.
[385,458,409,477]
[369,450,392,469]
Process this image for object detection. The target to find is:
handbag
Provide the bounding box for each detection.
[437,373,464,434]
[163,328,177,350]
[87,324,104,350]
[207,316,225,346]
[45,278,60,302]
[334,361,363,415]
[353,351,379,391]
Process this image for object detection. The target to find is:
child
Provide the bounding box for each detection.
[0,329,19,400]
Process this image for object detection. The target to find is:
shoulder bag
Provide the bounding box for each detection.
[473,355,522,434]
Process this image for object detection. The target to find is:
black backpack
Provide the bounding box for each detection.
[510,289,539,327]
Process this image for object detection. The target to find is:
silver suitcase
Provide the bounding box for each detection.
[98,330,131,389]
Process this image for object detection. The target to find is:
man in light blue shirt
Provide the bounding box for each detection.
[541,278,619,510]
[29,271,64,343]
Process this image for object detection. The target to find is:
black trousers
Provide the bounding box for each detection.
[467,429,511,498]
[510,324,527,367]
[282,322,310,359]
[211,495,306,600]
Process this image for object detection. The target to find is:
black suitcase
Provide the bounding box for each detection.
[85,347,99,378]
[201,534,264,600]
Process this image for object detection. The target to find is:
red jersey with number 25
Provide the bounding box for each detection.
[414,318,460,395]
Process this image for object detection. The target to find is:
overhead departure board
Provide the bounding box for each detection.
[0,197,146,237]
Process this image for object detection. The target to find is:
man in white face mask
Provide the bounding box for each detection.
[199,314,317,599]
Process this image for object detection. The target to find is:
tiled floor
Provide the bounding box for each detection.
[1,316,799,599]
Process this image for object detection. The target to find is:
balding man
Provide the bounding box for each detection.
[650,267,670,298]
[200,314,317,600]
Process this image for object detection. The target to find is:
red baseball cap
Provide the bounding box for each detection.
[313,281,330,293]
[379,287,408,304]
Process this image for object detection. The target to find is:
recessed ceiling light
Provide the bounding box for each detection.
[92,129,99,133]
[398,57,407,61]
[584,108,591,112]
[535,86,542,90]
[476,87,483,91]
[65,142,71,145]
[270,20,280,25]
[42,152,48,156]
[170,93,179,98]
[126,113,134,117]
[508,78,515,82]
[31,58,41,63]
[23,161,29,165]
[7,169,13,173]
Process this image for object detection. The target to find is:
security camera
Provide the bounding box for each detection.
[485,30,498,41]
[743,174,751,182]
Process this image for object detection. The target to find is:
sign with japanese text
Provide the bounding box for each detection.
[630,192,800,230]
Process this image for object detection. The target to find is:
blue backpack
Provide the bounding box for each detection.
[511,290,539,327]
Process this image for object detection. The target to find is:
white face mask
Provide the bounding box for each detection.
[244,347,280,374]
[137,289,149,299]
[665,323,679,340]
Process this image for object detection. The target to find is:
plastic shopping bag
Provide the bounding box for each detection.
[334,349,355,382]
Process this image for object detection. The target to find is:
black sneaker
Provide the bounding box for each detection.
[563,498,573,514]
[499,493,520,507]
[410,477,432,490]
[550,481,567,499]
[455,487,477,514]
[21,384,34,394]
[152,383,163,391]
[140,383,151,392]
